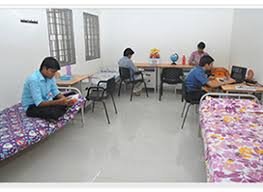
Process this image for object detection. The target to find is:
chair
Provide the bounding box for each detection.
[85,77,117,124]
[118,67,149,101]
[159,68,184,101]
[180,81,201,129]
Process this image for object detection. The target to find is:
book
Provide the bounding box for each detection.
[67,94,79,105]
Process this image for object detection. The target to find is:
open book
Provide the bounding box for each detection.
[67,94,80,105]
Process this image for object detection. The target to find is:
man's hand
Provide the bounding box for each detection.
[209,76,215,80]
[56,97,70,105]
[223,78,236,85]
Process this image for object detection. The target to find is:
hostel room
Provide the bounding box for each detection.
[0,7,263,184]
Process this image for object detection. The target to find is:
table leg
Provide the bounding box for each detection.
[155,67,160,93]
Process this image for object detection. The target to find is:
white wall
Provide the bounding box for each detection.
[230,9,263,84]
[100,8,234,68]
[0,8,102,110]
[2,8,263,110]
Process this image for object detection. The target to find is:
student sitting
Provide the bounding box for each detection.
[188,42,209,66]
[21,57,72,120]
[118,48,143,96]
[185,55,235,101]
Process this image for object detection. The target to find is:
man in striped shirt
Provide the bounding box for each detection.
[188,42,209,66]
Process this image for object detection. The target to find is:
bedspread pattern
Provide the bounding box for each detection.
[0,96,85,161]
[200,97,263,182]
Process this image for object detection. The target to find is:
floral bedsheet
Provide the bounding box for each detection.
[0,96,85,161]
[200,97,263,182]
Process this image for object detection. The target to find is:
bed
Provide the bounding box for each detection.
[88,70,120,87]
[199,93,263,182]
[0,87,86,161]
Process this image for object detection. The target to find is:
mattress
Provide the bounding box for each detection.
[199,96,263,182]
[0,95,85,161]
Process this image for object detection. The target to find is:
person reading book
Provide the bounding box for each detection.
[21,57,74,120]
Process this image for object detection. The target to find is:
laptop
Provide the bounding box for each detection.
[230,66,247,83]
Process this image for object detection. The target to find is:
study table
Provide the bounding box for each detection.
[221,83,263,93]
[136,63,194,69]
[203,81,263,103]
[56,74,90,94]
[221,83,263,103]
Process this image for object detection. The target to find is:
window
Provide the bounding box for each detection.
[47,9,76,66]
[83,13,100,61]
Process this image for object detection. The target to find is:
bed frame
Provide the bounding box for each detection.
[198,92,260,137]
[199,92,262,182]
[200,92,260,104]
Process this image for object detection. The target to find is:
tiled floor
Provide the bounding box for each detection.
[0,88,206,182]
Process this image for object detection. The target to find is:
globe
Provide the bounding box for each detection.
[170,53,179,64]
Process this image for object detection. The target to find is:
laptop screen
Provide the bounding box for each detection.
[231,66,247,83]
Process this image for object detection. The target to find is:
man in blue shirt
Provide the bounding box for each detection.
[185,55,235,101]
[118,48,143,95]
[22,57,71,120]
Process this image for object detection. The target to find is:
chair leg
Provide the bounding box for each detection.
[102,101,110,124]
[92,101,95,112]
[181,101,187,118]
[118,81,122,97]
[130,83,134,101]
[143,81,149,97]
[181,103,191,129]
[111,94,118,114]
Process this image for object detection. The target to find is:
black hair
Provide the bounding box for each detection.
[123,48,134,57]
[40,57,61,71]
[199,55,214,67]
[197,42,206,49]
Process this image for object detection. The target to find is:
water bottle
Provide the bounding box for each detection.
[182,55,186,65]
[66,64,71,76]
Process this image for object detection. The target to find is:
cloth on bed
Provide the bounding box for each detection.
[200,97,263,182]
[0,95,85,161]
[88,71,119,88]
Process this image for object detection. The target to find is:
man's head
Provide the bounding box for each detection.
[123,48,134,59]
[40,57,61,79]
[199,55,214,71]
[197,42,206,53]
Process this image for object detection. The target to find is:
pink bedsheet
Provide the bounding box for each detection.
[200,97,263,182]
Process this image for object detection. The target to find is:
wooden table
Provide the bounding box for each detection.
[136,63,194,69]
[56,74,90,93]
[221,83,263,93]
[157,63,194,69]
[135,63,157,68]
